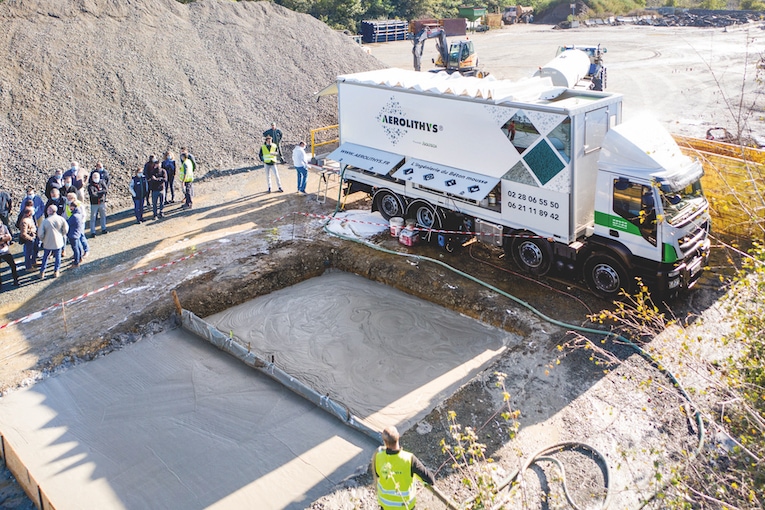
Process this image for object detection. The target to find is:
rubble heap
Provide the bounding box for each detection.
[0,0,381,208]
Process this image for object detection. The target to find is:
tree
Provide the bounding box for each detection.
[310,0,364,30]
[363,0,395,19]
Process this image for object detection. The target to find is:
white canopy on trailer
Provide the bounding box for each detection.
[335,68,559,104]
[326,142,405,175]
[392,158,499,199]
[599,114,703,191]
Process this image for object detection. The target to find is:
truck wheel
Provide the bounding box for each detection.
[406,200,442,241]
[407,200,438,228]
[584,254,629,299]
[509,232,552,276]
[374,190,404,220]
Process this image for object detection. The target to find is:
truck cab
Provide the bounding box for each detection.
[592,117,711,296]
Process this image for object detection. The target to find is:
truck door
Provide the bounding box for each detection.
[606,179,662,262]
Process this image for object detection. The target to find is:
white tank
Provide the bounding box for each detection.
[533,49,591,89]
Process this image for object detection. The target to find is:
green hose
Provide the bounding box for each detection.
[320,174,705,509]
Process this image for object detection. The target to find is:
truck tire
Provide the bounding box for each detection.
[508,231,552,276]
[406,199,442,241]
[374,190,405,220]
[584,253,629,299]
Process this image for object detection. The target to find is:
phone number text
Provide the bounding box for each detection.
[506,191,561,221]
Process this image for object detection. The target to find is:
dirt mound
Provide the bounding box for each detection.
[0,0,381,209]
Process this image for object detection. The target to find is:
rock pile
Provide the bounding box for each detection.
[640,9,764,27]
[0,0,381,210]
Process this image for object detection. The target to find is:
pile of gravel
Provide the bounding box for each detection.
[0,0,382,211]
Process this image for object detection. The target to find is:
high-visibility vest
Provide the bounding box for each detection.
[179,159,194,183]
[262,143,278,164]
[375,447,416,509]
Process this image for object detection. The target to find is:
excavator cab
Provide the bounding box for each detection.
[446,40,477,70]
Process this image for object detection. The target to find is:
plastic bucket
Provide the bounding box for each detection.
[389,217,404,237]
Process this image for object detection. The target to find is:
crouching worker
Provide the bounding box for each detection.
[372,425,435,509]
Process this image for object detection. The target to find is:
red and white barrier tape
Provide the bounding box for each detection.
[0,248,212,331]
[274,211,548,239]
[1,210,544,330]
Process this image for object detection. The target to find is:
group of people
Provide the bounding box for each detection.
[0,148,198,290]
[2,123,321,290]
[5,161,106,284]
[128,148,196,224]
[259,122,310,195]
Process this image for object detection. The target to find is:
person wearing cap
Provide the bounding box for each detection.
[45,168,65,200]
[38,205,68,279]
[259,135,283,193]
[87,172,108,236]
[263,122,285,163]
[372,425,435,510]
[292,141,309,195]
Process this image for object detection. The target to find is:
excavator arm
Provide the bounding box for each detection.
[412,27,448,72]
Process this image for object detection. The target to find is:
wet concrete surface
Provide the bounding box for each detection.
[206,271,514,432]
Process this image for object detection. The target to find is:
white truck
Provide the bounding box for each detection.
[322,68,711,299]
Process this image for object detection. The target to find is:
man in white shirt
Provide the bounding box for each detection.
[292,141,309,195]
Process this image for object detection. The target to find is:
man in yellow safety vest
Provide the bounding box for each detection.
[178,153,195,209]
[259,135,283,193]
[372,425,435,509]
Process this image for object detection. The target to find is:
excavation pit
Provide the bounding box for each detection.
[0,271,515,509]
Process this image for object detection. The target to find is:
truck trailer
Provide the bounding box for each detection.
[323,69,711,299]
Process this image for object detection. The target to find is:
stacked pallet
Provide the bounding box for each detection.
[361,20,408,43]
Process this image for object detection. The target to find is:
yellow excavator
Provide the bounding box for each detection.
[412,27,488,78]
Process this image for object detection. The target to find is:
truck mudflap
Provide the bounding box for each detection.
[661,238,712,294]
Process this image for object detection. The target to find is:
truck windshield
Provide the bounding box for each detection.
[660,180,705,225]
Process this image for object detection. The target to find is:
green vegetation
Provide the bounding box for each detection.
[177,0,760,31]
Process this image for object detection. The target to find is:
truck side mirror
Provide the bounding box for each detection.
[614,178,631,191]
